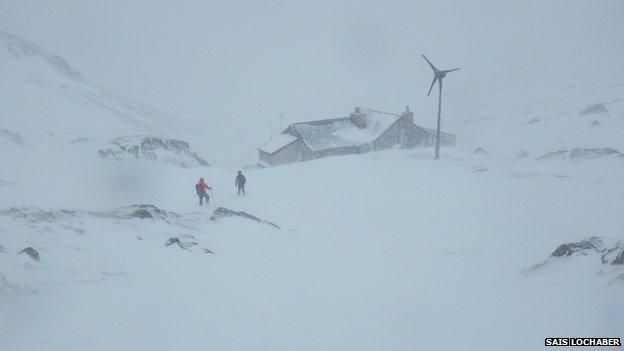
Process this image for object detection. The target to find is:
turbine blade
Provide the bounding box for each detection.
[442,67,460,74]
[427,75,437,96]
[422,54,439,72]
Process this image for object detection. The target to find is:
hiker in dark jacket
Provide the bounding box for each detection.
[195,177,212,205]
[235,171,246,196]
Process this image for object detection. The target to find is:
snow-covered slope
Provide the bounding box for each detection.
[0,30,179,143]
[418,50,624,158]
[0,30,229,167]
[1,149,623,351]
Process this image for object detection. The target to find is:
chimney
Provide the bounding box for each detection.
[350,106,367,129]
[402,105,414,126]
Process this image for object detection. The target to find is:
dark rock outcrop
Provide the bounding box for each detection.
[130,208,153,219]
[525,237,624,275]
[98,136,209,168]
[601,242,624,265]
[18,247,40,261]
[164,237,198,250]
[612,251,624,265]
[0,128,25,146]
[127,204,180,223]
[474,147,491,156]
[536,147,623,162]
[211,207,281,230]
[580,103,608,116]
[551,237,602,257]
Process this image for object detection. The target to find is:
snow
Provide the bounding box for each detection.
[258,133,298,154]
[1,20,624,351]
[292,110,400,151]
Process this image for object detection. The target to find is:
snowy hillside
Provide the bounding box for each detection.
[1,26,624,351]
[0,30,246,167]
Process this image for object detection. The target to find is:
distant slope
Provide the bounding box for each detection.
[0,30,185,144]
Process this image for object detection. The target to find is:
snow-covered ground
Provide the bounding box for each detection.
[1,27,623,350]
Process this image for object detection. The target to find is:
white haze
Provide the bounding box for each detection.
[1,1,624,350]
[2,0,623,151]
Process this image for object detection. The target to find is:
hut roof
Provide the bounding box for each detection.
[258,133,298,154]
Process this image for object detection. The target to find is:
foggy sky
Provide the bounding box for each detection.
[1,0,623,137]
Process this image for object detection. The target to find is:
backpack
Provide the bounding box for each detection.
[195,183,202,195]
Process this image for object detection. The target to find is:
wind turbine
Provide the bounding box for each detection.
[422,54,459,159]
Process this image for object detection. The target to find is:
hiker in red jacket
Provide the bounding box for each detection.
[195,177,212,206]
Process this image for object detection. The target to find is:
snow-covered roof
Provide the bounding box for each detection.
[292,110,400,151]
[258,133,298,154]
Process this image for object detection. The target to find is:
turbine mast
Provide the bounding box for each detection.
[422,54,459,160]
[435,77,442,159]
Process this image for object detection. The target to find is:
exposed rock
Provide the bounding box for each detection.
[211,207,281,230]
[0,128,25,146]
[2,207,76,223]
[524,237,624,275]
[535,147,623,162]
[1,205,181,227]
[204,248,214,254]
[130,208,152,219]
[612,251,624,265]
[601,242,624,265]
[551,237,603,257]
[590,120,601,127]
[164,237,198,250]
[70,137,90,144]
[516,150,530,158]
[18,246,40,261]
[127,204,180,223]
[473,167,490,173]
[474,147,491,156]
[580,103,608,116]
[526,118,540,124]
[98,135,209,168]
[0,244,5,253]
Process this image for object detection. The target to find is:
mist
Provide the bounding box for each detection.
[2,0,622,144]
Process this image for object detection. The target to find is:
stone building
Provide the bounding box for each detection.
[258,107,456,166]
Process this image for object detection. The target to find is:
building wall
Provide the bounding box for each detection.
[262,139,309,166]
[259,113,457,166]
[310,145,362,159]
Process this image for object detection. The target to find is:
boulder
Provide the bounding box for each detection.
[580,103,607,115]
[127,204,180,223]
[0,128,25,146]
[130,208,152,219]
[474,147,491,156]
[164,237,198,250]
[211,207,281,230]
[18,246,40,261]
[550,237,602,257]
[98,135,209,168]
[600,242,624,265]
